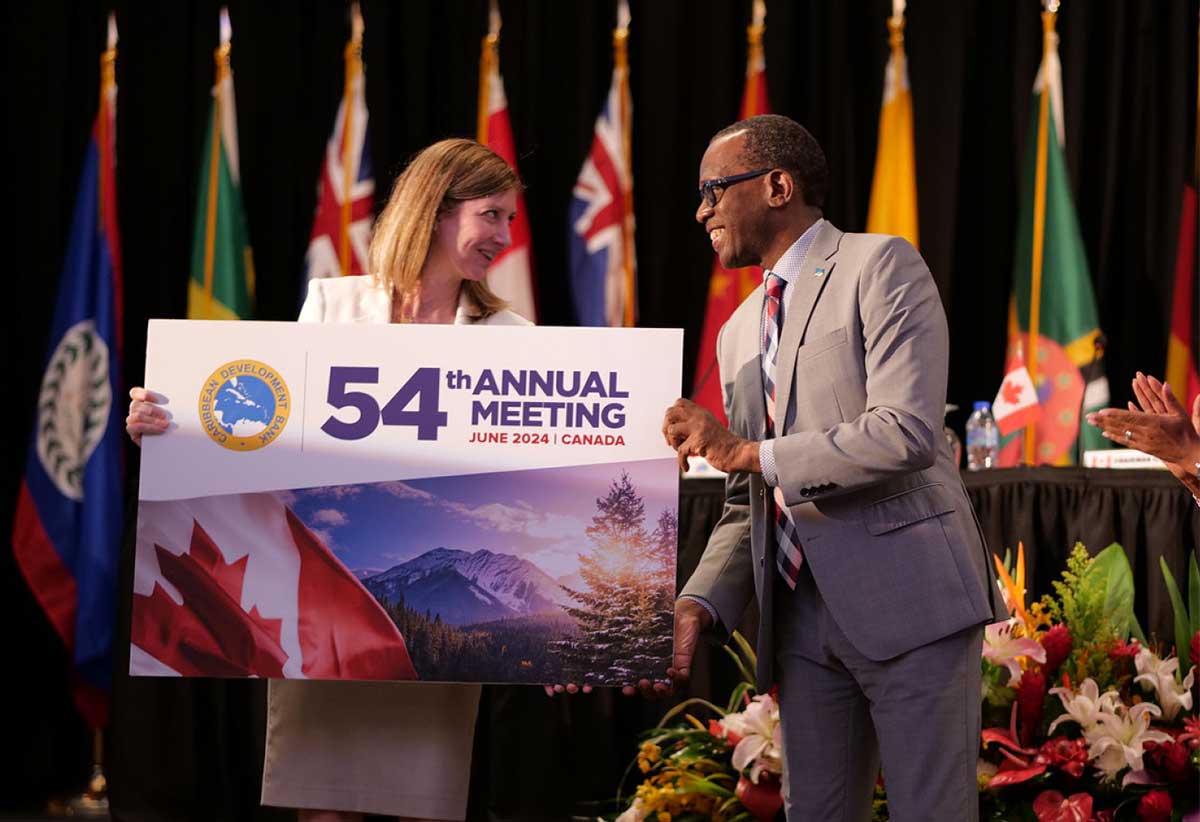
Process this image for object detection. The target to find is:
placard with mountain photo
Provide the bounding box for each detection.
[129,320,682,685]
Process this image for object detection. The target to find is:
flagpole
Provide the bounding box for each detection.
[477,0,500,145]
[61,25,121,816]
[97,18,116,235]
[202,9,232,321]
[745,0,765,115]
[615,0,635,327]
[1023,1,1058,466]
[339,3,364,277]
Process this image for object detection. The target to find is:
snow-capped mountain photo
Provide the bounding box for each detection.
[362,547,570,626]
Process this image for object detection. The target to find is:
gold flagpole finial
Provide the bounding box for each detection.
[351,1,364,44]
[477,0,501,145]
[750,0,766,34]
[339,2,365,276]
[215,7,232,80]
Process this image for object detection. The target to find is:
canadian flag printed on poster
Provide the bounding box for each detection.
[130,492,417,680]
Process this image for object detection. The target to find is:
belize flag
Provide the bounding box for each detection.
[568,0,635,327]
[12,29,124,729]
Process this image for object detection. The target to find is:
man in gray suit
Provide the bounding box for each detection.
[663,115,1003,821]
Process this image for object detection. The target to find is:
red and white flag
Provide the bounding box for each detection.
[305,4,374,282]
[692,0,770,422]
[130,492,417,680]
[477,0,537,321]
[993,348,1043,437]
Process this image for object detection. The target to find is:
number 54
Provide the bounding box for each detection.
[320,366,447,441]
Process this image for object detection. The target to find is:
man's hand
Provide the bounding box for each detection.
[662,398,759,474]
[667,597,714,686]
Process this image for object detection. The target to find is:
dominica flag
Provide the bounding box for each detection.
[998,9,1108,466]
[478,0,538,322]
[188,7,254,320]
[692,0,770,423]
[12,14,124,728]
[865,1,919,250]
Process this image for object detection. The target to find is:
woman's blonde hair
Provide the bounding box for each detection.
[367,138,520,319]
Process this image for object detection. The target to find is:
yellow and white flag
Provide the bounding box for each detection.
[866,3,918,249]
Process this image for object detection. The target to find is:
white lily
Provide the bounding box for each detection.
[1047,677,1122,734]
[1083,701,1173,782]
[1134,647,1196,722]
[983,618,1046,687]
[615,797,647,822]
[722,693,784,784]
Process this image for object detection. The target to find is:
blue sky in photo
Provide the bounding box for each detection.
[284,458,678,581]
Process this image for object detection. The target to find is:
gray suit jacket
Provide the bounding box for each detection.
[680,221,1003,690]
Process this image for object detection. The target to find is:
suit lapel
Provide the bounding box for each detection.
[773,222,843,430]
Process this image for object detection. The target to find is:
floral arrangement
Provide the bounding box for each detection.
[612,634,785,822]
[613,542,1198,822]
[971,542,1198,822]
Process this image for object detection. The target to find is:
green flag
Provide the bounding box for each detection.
[188,18,254,321]
[999,11,1108,467]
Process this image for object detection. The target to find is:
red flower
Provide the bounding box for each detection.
[1109,637,1141,660]
[1041,623,1073,676]
[1180,714,1200,750]
[1036,736,1089,779]
[1143,738,1192,784]
[708,718,742,747]
[1017,668,1048,747]
[982,704,1046,787]
[1032,789,1093,822]
[735,774,783,822]
[1094,811,1116,822]
[1135,790,1172,822]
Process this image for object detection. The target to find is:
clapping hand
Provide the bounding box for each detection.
[1086,372,1200,481]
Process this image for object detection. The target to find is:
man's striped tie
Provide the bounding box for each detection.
[762,272,803,589]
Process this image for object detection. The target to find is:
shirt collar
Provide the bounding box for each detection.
[763,218,825,287]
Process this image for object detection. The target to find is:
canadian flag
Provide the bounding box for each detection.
[477,1,537,322]
[130,492,416,680]
[992,349,1043,437]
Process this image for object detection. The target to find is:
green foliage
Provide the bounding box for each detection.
[1160,553,1199,671]
[1083,543,1146,644]
[1038,543,1119,687]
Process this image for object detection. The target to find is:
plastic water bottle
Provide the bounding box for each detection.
[965,401,999,471]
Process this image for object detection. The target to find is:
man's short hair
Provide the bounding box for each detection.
[712,114,829,209]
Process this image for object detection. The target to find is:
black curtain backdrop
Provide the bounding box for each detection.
[3,0,1198,816]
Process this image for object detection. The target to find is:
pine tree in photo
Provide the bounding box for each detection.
[551,473,675,684]
[642,508,677,665]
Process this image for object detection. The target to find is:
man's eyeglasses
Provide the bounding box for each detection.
[698,168,773,208]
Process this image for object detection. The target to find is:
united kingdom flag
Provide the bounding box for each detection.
[305,23,373,283]
[568,9,635,327]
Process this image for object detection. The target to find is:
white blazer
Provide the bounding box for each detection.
[298,275,532,327]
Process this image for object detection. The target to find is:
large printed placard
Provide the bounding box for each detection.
[131,320,682,685]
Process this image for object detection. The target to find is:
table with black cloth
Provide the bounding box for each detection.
[103,467,1198,821]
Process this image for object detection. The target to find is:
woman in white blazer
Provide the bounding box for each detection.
[127,138,530,821]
